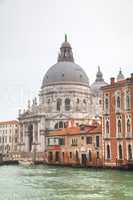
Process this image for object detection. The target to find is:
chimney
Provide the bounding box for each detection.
[110,77,115,84]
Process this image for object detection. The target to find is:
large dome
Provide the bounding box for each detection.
[42,62,89,88]
[41,35,89,88]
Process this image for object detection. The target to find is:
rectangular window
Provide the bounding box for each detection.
[59,138,65,145]
[86,136,92,144]
[48,138,59,146]
[96,136,100,148]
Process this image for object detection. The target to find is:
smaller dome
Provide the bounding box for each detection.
[91,66,108,94]
[117,68,125,81]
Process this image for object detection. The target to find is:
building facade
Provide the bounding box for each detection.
[102,73,133,168]
[18,36,106,160]
[0,120,19,160]
[46,123,103,167]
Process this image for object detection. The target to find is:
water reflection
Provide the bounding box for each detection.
[0,165,133,200]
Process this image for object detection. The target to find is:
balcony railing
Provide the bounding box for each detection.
[125,132,132,139]
[116,132,123,139]
[103,110,109,115]
[115,107,122,114]
[104,134,110,139]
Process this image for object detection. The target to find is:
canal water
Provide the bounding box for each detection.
[0,165,133,200]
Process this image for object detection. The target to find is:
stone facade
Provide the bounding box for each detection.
[0,120,19,160]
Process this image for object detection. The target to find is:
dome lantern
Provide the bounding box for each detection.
[57,34,74,62]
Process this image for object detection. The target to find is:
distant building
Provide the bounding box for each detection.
[0,120,19,160]
[102,72,133,168]
[46,122,103,167]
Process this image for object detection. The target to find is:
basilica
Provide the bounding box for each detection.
[18,35,107,156]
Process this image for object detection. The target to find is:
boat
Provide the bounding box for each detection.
[19,160,34,166]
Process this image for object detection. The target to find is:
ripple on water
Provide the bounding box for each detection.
[0,165,133,200]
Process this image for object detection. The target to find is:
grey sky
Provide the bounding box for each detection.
[0,0,133,120]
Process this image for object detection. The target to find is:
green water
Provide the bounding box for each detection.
[0,165,133,200]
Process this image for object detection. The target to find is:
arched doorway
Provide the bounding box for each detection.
[28,124,33,152]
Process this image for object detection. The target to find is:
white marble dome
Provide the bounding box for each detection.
[42,61,89,88]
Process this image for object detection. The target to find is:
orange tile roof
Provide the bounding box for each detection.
[47,125,101,136]
[89,125,102,134]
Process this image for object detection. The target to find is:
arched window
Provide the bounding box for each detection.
[127,119,131,133]
[59,121,63,129]
[117,96,121,108]
[106,120,109,134]
[65,98,70,111]
[107,145,110,159]
[128,144,132,160]
[119,144,123,160]
[118,120,122,133]
[54,123,58,129]
[126,93,130,109]
[88,150,92,161]
[57,99,62,111]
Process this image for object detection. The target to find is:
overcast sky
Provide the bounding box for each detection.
[0,0,133,121]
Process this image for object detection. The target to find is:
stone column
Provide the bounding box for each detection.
[18,124,22,152]
[32,122,38,152]
[40,117,46,152]
[25,124,29,152]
